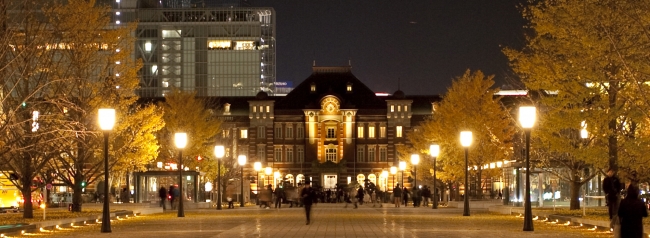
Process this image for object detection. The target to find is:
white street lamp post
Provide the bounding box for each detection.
[238,155,247,207]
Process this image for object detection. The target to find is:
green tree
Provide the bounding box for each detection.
[504,0,650,184]
[411,70,515,200]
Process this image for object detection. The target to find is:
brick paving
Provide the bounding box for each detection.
[29,203,611,238]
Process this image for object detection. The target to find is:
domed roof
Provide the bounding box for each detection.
[256,91,269,99]
[393,90,405,99]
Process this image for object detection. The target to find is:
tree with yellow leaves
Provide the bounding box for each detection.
[504,0,650,185]
[411,70,515,200]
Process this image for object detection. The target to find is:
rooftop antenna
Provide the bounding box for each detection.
[348,58,351,66]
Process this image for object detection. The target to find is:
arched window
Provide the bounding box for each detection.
[357,174,365,184]
[285,174,294,186]
[297,174,305,185]
[368,174,377,186]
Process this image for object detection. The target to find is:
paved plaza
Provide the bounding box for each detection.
[32,203,611,238]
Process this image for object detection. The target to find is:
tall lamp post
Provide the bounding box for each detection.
[175,133,188,217]
[238,155,247,207]
[214,146,225,210]
[98,108,115,233]
[399,161,406,187]
[519,106,536,231]
[390,166,397,188]
[381,170,388,203]
[460,131,472,216]
[265,167,272,187]
[410,154,420,189]
[430,144,440,209]
[254,162,262,205]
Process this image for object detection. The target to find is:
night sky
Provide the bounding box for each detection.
[249,0,528,95]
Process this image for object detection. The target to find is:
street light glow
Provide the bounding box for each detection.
[390,166,397,174]
[238,155,247,166]
[429,144,440,157]
[410,154,420,165]
[174,133,187,149]
[254,162,262,171]
[460,131,472,147]
[519,106,536,129]
[265,167,272,175]
[214,145,225,159]
[98,108,116,131]
[399,161,406,171]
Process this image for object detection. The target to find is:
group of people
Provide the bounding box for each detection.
[392,184,435,208]
[603,169,648,238]
[158,185,180,211]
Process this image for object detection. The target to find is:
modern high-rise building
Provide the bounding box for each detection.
[99,0,276,97]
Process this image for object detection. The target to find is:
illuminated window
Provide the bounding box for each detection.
[253,106,257,112]
[326,148,337,162]
[311,83,316,92]
[274,147,282,162]
[266,106,270,112]
[347,83,352,92]
[405,106,408,111]
[357,147,365,162]
[390,105,395,112]
[357,126,364,138]
[357,174,365,183]
[259,106,263,112]
[398,105,401,112]
[379,147,387,162]
[368,147,376,162]
[286,147,294,162]
[222,130,230,138]
[368,126,375,138]
[327,127,336,139]
[207,40,231,49]
[380,126,386,138]
[396,126,402,138]
[240,129,248,139]
[162,30,181,38]
[234,41,254,50]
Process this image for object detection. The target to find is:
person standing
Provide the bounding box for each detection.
[603,168,623,220]
[422,186,431,207]
[158,186,167,211]
[274,185,285,209]
[301,181,315,225]
[618,184,648,238]
[403,187,410,206]
[393,184,402,208]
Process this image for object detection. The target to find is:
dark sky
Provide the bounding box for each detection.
[249,0,528,95]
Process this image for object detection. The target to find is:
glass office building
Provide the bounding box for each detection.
[100,0,276,97]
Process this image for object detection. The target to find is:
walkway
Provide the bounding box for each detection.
[36,203,610,238]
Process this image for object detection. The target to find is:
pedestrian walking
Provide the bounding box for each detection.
[422,186,431,207]
[301,180,316,225]
[169,185,176,210]
[617,184,648,238]
[354,186,364,208]
[603,168,623,220]
[393,184,402,208]
[158,186,167,211]
[260,185,273,209]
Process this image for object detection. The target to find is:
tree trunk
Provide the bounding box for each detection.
[125,170,130,203]
[477,169,483,199]
[71,173,83,212]
[21,175,33,218]
[569,174,581,210]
